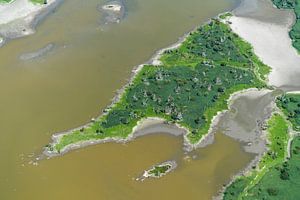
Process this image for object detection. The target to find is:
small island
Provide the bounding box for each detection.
[136,161,177,181]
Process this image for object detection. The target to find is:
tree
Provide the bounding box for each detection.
[280,167,290,180]
[267,188,279,196]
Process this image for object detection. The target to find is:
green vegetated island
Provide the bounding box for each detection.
[223,94,300,200]
[147,165,171,177]
[139,161,177,180]
[272,0,300,53]
[45,15,270,154]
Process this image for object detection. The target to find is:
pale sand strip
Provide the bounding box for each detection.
[228,3,300,89]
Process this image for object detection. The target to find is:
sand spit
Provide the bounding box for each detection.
[287,91,300,94]
[0,36,4,46]
[132,118,186,138]
[0,0,63,45]
[19,43,55,61]
[229,0,300,91]
[43,117,188,157]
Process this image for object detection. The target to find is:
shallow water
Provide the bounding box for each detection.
[218,89,277,154]
[8,133,253,200]
[0,0,258,199]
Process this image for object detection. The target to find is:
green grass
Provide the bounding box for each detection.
[243,137,300,199]
[219,12,233,20]
[259,114,289,168]
[50,19,270,153]
[31,0,47,4]
[148,164,171,177]
[277,94,300,131]
[223,113,289,200]
[272,0,300,53]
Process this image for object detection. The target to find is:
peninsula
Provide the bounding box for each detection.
[44,14,270,155]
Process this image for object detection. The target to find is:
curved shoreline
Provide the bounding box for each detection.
[43,87,268,158]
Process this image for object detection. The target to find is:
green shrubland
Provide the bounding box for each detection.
[277,94,300,131]
[148,164,171,177]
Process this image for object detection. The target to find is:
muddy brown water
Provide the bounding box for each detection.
[0,0,259,199]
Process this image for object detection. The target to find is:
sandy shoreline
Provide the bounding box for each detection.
[44,87,270,158]
[0,0,63,46]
